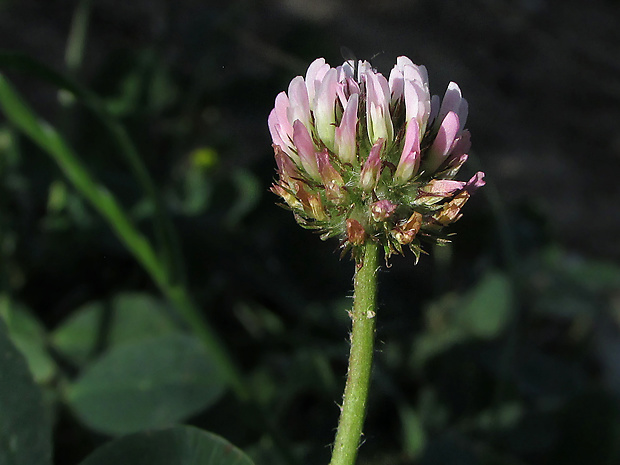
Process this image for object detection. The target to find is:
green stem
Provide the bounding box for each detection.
[0,52,186,286]
[330,240,379,465]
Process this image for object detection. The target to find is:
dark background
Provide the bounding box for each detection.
[3,0,620,259]
[1,1,620,464]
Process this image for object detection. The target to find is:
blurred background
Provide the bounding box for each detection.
[1,0,620,464]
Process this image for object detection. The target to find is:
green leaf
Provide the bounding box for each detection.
[50,301,102,366]
[0,296,56,384]
[108,293,178,344]
[399,404,426,459]
[0,66,246,401]
[413,325,468,369]
[0,317,52,465]
[413,271,514,367]
[459,270,513,339]
[51,292,179,366]
[78,425,254,465]
[66,334,226,435]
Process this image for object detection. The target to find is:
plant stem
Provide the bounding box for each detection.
[330,240,379,465]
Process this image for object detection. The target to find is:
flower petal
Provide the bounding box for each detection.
[268,109,296,161]
[314,68,338,150]
[287,76,311,130]
[395,119,421,184]
[334,93,359,164]
[292,120,319,179]
[305,58,330,103]
[425,111,460,173]
[360,138,384,191]
[465,171,485,193]
[365,72,393,145]
[436,82,468,130]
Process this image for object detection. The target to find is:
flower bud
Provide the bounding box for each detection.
[434,190,470,226]
[270,184,302,210]
[370,200,398,221]
[274,144,299,185]
[317,149,345,202]
[360,138,384,192]
[346,219,366,246]
[393,212,423,245]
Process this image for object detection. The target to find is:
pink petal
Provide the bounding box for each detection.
[336,78,360,108]
[450,130,471,158]
[388,66,405,102]
[395,119,421,184]
[314,68,338,149]
[268,109,296,160]
[365,72,393,144]
[334,93,359,164]
[425,111,460,173]
[292,120,319,179]
[403,62,427,87]
[465,171,485,193]
[370,199,398,221]
[403,80,419,124]
[438,82,462,119]
[422,179,465,196]
[360,138,384,191]
[287,76,311,130]
[274,91,293,138]
[305,58,330,103]
[436,82,468,129]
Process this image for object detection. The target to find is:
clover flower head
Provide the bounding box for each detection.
[269,56,484,263]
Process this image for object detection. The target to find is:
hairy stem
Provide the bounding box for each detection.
[330,240,379,465]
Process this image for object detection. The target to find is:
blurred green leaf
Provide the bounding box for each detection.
[544,247,620,293]
[51,301,103,366]
[226,169,261,227]
[0,295,56,384]
[52,292,179,366]
[459,271,513,339]
[179,166,212,215]
[399,404,426,459]
[413,324,468,369]
[108,293,178,344]
[66,334,226,435]
[413,271,513,367]
[78,425,255,465]
[46,179,69,213]
[0,317,52,465]
[472,401,523,431]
